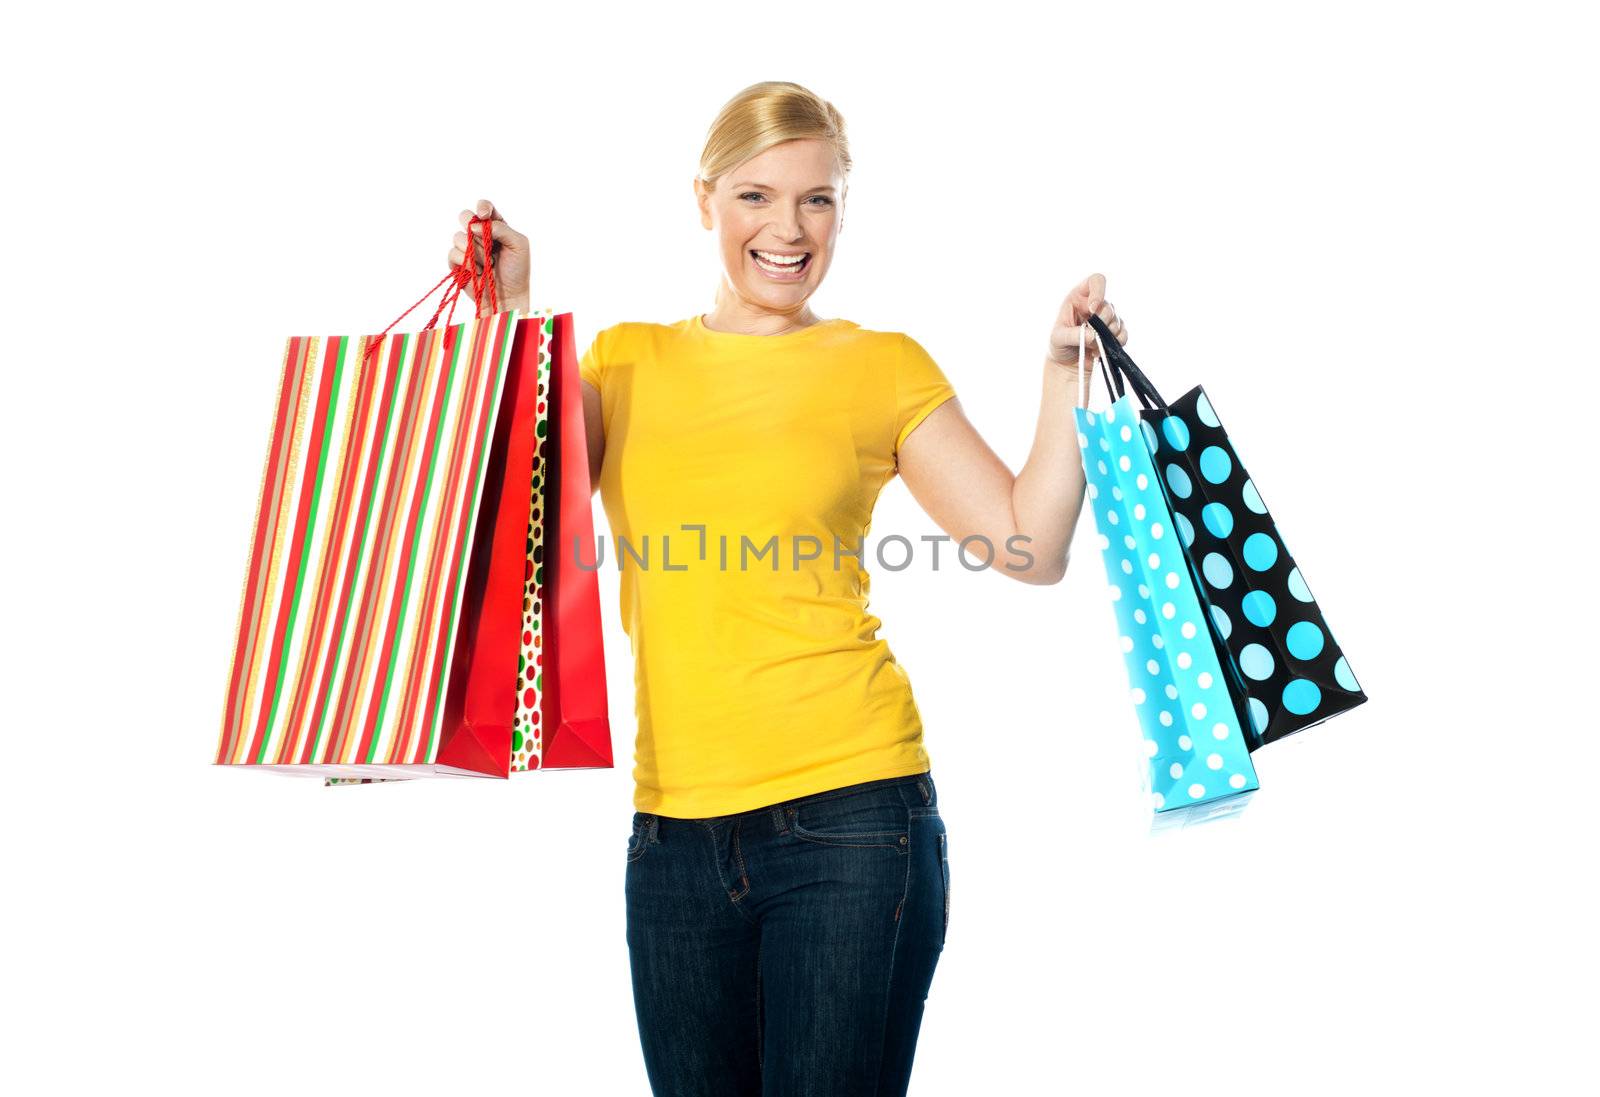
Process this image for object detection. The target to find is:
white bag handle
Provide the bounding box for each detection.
[1076,321,1109,409]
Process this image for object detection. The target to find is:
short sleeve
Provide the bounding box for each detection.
[895,333,957,455]
[579,326,607,393]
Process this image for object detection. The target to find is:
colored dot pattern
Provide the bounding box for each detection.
[512,314,556,772]
[1144,385,1367,746]
[1075,396,1260,817]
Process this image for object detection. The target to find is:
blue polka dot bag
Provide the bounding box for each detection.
[1073,348,1261,824]
[1085,314,1368,750]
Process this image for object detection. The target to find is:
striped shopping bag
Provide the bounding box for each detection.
[215,219,610,781]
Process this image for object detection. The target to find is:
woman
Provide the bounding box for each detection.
[447,81,1127,1096]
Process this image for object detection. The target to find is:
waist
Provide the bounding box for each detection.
[643,768,939,825]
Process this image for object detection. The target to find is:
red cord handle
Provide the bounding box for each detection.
[361,215,501,366]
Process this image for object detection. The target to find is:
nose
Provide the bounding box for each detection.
[770,207,804,243]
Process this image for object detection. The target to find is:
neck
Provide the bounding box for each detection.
[704,284,820,336]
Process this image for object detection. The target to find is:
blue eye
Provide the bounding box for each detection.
[738,192,834,207]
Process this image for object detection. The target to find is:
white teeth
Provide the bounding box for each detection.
[754,250,807,265]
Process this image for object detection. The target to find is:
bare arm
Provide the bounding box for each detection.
[898,277,1126,586]
[582,379,605,495]
[897,360,1085,585]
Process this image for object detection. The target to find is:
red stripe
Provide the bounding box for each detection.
[325,330,436,763]
[292,337,385,764]
[275,337,379,762]
[240,337,344,766]
[409,314,508,760]
[350,322,464,765]
[301,335,406,763]
[218,336,311,764]
[391,317,494,762]
[414,315,517,761]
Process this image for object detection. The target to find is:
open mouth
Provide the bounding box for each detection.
[750,249,812,278]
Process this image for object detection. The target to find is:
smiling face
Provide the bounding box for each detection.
[695,138,845,322]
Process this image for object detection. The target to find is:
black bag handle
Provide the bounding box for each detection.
[1086,312,1169,411]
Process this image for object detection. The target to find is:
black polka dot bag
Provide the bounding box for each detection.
[1085,314,1368,749]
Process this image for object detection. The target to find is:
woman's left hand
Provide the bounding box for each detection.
[1047,272,1128,370]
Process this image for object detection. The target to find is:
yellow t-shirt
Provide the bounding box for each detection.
[579,313,957,818]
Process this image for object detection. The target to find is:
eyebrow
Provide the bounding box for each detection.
[731,182,838,194]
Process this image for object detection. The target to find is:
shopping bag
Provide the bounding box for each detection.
[215,220,611,780]
[1074,340,1260,823]
[1086,314,1367,748]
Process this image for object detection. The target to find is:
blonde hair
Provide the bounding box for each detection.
[697,81,851,193]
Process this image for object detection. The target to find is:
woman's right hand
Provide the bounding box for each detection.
[449,199,531,316]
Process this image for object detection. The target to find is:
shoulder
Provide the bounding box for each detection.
[821,320,910,362]
[833,322,935,357]
[588,318,695,353]
[587,319,657,348]
[828,319,894,340]
[581,321,681,379]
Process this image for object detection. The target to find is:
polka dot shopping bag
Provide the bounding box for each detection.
[1085,313,1368,750]
[1073,334,1260,824]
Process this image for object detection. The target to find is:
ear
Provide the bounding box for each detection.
[694,177,713,230]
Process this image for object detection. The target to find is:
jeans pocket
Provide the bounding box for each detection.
[939,830,950,943]
[789,790,909,851]
[627,812,652,863]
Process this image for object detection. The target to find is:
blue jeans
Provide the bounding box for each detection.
[624,769,950,1096]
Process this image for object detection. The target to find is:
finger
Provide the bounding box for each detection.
[462,200,508,234]
[1056,324,1086,350]
[462,199,499,225]
[1071,271,1103,297]
[457,220,519,265]
[454,230,495,265]
[1057,324,1101,362]
[466,219,522,250]
[1081,275,1109,316]
[458,206,505,238]
[1096,300,1117,325]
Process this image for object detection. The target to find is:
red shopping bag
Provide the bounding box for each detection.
[215,219,610,779]
[436,312,613,774]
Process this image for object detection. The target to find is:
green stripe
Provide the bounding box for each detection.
[424,311,519,760]
[308,334,408,763]
[364,323,469,763]
[254,336,347,763]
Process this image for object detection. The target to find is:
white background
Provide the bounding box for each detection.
[5,1,1595,1093]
